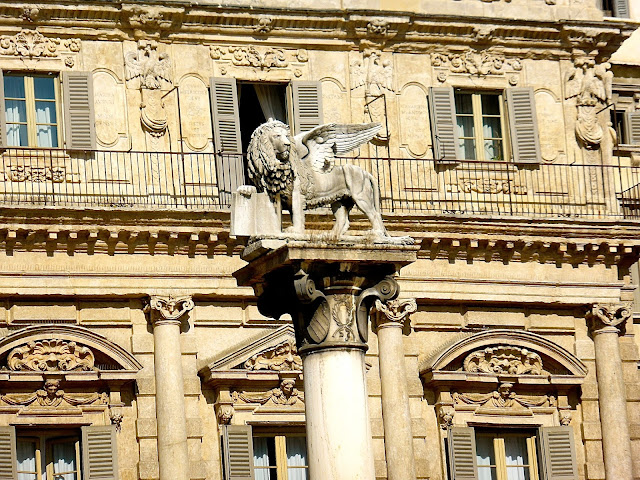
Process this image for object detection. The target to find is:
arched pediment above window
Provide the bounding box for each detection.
[0,325,142,382]
[420,329,587,388]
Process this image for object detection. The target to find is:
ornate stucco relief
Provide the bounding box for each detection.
[232,379,304,406]
[7,339,96,372]
[0,379,108,409]
[463,346,547,375]
[210,45,308,79]
[446,179,528,195]
[453,382,553,409]
[0,29,80,60]
[244,339,302,371]
[432,50,522,85]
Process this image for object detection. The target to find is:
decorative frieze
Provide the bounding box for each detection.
[210,45,308,71]
[244,339,302,371]
[0,30,80,58]
[232,379,304,406]
[463,346,546,376]
[452,382,552,409]
[432,50,522,85]
[0,379,108,408]
[4,165,69,183]
[446,179,528,195]
[7,339,95,372]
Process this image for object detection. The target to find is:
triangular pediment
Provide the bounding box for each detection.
[199,325,300,373]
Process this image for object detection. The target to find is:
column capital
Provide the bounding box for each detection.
[588,302,632,335]
[146,295,194,326]
[373,298,417,331]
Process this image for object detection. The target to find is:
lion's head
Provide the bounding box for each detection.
[247,120,297,200]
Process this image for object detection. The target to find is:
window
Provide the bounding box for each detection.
[475,430,539,480]
[601,0,629,17]
[455,92,507,161]
[16,430,81,480]
[253,433,308,480]
[4,74,60,148]
[238,83,288,152]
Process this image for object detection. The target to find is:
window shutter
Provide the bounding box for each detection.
[223,424,254,480]
[0,426,16,480]
[210,77,244,204]
[539,426,578,480]
[428,87,459,162]
[506,87,541,163]
[628,112,640,145]
[0,70,6,149]
[612,0,629,17]
[62,71,96,150]
[448,426,478,480]
[292,81,323,135]
[82,425,118,480]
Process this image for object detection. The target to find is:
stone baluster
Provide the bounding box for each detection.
[588,303,633,480]
[373,298,418,480]
[146,295,194,480]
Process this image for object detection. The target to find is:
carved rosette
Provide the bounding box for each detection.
[588,303,631,334]
[463,346,546,376]
[244,339,302,371]
[146,295,194,325]
[374,298,417,330]
[7,339,95,372]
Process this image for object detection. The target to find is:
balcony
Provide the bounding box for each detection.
[1,148,639,221]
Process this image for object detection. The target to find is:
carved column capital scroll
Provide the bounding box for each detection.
[373,298,417,331]
[146,295,194,326]
[588,303,632,335]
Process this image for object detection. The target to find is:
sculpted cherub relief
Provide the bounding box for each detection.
[1,379,108,409]
[236,120,412,244]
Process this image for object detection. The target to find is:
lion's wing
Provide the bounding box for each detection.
[295,123,381,172]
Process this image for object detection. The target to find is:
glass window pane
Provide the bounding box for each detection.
[484,140,503,161]
[505,436,529,466]
[7,123,28,146]
[37,125,58,148]
[482,117,502,140]
[481,95,501,116]
[35,101,57,124]
[478,467,497,480]
[457,116,475,138]
[5,99,26,123]
[253,437,276,467]
[16,440,37,480]
[459,138,476,160]
[52,441,77,480]
[33,77,55,100]
[288,467,308,480]
[4,76,25,99]
[286,437,307,467]
[455,93,473,114]
[476,436,496,466]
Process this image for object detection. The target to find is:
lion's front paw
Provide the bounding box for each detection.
[236,185,256,198]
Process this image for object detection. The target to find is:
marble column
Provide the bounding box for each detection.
[373,298,418,480]
[589,303,633,480]
[147,295,194,480]
[234,242,416,480]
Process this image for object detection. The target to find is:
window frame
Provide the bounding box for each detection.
[454,90,511,162]
[4,72,62,148]
[474,429,540,480]
[16,429,82,480]
[252,431,308,480]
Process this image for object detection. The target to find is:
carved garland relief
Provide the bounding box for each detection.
[432,50,522,85]
[0,379,108,409]
[210,45,309,79]
[244,339,303,371]
[463,345,547,376]
[452,382,553,409]
[232,379,304,406]
[7,339,96,372]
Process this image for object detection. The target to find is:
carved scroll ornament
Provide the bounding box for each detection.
[0,30,81,58]
[232,379,304,406]
[463,346,546,376]
[374,298,417,328]
[147,295,194,322]
[7,339,95,372]
[0,379,108,408]
[244,339,302,371]
[588,303,631,333]
[453,382,552,409]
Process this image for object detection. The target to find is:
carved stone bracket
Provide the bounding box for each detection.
[438,405,455,430]
[146,295,194,325]
[216,404,234,425]
[588,303,632,334]
[121,5,184,38]
[7,339,95,372]
[373,298,417,330]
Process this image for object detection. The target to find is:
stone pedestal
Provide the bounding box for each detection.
[235,240,417,480]
[588,303,633,480]
[146,295,194,480]
[374,298,418,480]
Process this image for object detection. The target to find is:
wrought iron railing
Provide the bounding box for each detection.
[1,147,639,221]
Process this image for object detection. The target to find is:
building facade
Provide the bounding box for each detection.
[0,0,638,480]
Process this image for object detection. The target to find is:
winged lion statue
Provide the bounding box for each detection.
[233,119,412,245]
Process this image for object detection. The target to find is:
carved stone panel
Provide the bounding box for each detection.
[535,89,566,163]
[399,83,430,157]
[178,75,212,152]
[7,339,95,371]
[244,339,302,371]
[463,346,546,375]
[93,70,129,148]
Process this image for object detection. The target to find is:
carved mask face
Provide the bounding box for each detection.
[271,127,291,159]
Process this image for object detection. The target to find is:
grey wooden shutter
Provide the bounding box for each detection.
[628,112,640,145]
[0,426,16,480]
[613,0,629,17]
[62,71,96,150]
[292,81,323,135]
[210,77,244,204]
[428,87,459,162]
[82,425,118,480]
[0,70,6,149]
[448,426,478,480]
[539,426,578,480]
[506,87,541,163]
[223,425,254,480]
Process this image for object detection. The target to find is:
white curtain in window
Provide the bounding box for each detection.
[286,437,307,480]
[504,436,529,480]
[254,85,286,123]
[16,440,37,480]
[475,436,495,480]
[35,101,56,148]
[52,441,77,480]
[5,100,27,146]
[253,437,271,480]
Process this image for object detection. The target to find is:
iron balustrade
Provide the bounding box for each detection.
[1,147,639,220]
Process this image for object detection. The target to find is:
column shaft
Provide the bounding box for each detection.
[303,349,376,480]
[153,320,190,480]
[593,328,633,480]
[377,323,417,480]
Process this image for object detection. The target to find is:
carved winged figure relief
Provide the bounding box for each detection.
[125,41,172,90]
